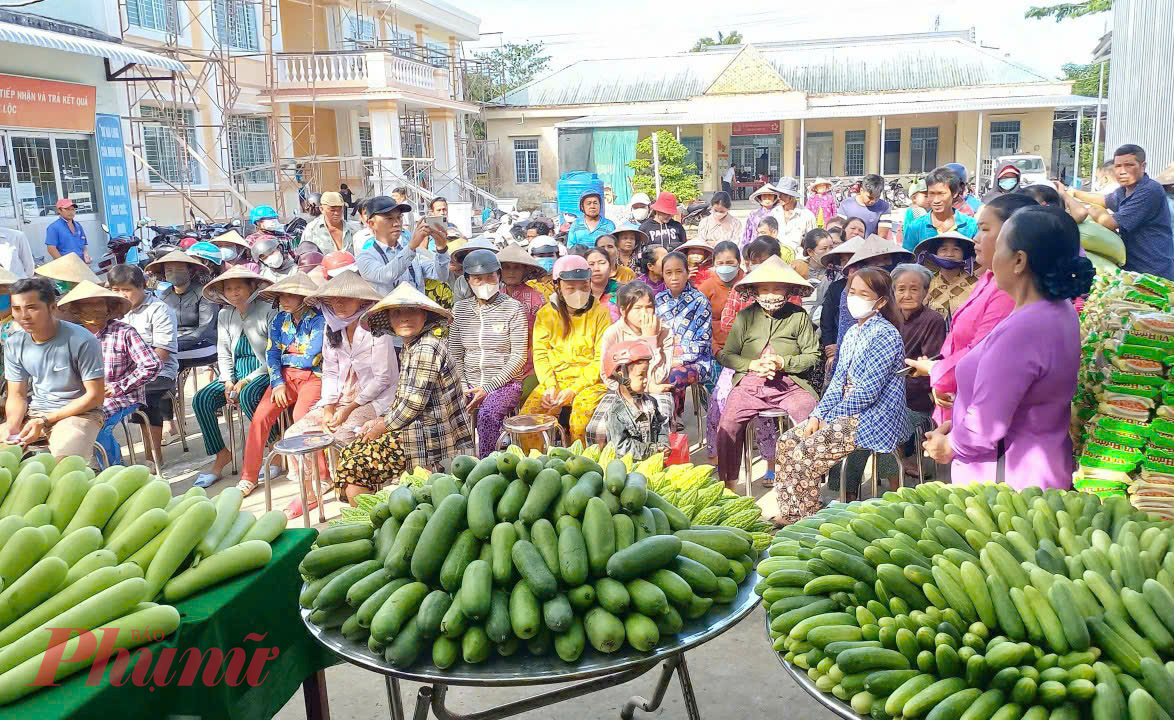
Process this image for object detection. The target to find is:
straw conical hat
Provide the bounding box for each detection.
[367,282,452,326]
[35,253,100,284]
[56,280,132,316]
[735,255,813,296]
[0,266,18,285]
[496,243,543,277]
[202,265,272,305]
[819,233,870,266]
[677,238,715,255]
[845,234,913,269]
[146,249,205,272]
[749,183,780,202]
[913,230,976,260]
[255,272,320,304]
[211,230,250,248]
[308,269,382,305]
[1157,162,1174,186]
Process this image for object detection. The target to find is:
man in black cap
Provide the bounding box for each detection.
[356,195,451,296]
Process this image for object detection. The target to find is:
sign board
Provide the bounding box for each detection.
[0,74,95,133]
[94,114,134,237]
[732,121,780,136]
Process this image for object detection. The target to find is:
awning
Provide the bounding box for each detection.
[0,22,185,73]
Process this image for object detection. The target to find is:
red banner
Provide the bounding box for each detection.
[0,74,95,133]
[732,121,779,136]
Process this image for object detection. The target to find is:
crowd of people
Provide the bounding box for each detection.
[0,143,1169,526]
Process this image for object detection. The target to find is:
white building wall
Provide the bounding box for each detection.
[1106,0,1174,172]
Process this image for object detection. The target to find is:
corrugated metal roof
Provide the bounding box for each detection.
[0,21,185,72]
[496,35,1055,108]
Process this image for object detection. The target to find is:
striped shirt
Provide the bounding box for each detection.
[448,292,528,392]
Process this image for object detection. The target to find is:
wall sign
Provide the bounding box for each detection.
[732,121,780,136]
[95,114,134,237]
[0,74,95,132]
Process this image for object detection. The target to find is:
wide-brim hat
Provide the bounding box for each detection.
[613,221,649,243]
[211,230,250,248]
[255,271,320,305]
[811,177,832,191]
[913,231,976,260]
[307,269,382,307]
[735,255,814,297]
[818,233,870,267]
[1157,162,1174,186]
[365,282,452,338]
[844,234,913,270]
[677,238,714,256]
[35,253,100,284]
[146,249,206,273]
[496,243,543,277]
[452,237,498,262]
[649,191,679,216]
[776,177,801,198]
[56,280,132,317]
[0,266,19,286]
[202,265,272,305]
[749,183,780,203]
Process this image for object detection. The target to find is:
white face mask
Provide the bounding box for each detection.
[714,265,739,283]
[563,289,590,310]
[847,295,878,319]
[472,282,499,301]
[632,208,649,221]
[262,252,284,269]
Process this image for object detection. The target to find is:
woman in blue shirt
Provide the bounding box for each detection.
[655,251,712,423]
[774,267,907,525]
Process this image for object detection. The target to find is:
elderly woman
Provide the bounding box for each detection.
[282,271,397,512]
[585,246,622,321]
[714,257,819,489]
[656,251,713,420]
[696,191,742,246]
[34,252,99,298]
[612,222,647,271]
[890,263,947,475]
[192,267,275,488]
[743,183,781,246]
[914,231,978,322]
[774,268,908,523]
[335,283,475,497]
[636,244,669,295]
[59,282,160,467]
[518,255,612,444]
[924,206,1094,489]
[449,249,528,456]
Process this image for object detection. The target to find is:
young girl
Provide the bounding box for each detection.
[636,244,669,294]
[585,246,622,321]
[806,178,838,226]
[601,340,670,460]
[656,251,713,420]
[678,239,714,286]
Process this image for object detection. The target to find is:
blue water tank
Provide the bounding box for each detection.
[557,172,605,218]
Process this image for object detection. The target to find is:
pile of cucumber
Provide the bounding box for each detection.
[0,452,288,705]
[763,481,1174,720]
[299,447,760,668]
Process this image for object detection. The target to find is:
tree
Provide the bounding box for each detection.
[1026,0,1111,21]
[628,131,700,203]
[1063,61,1110,98]
[690,30,743,52]
[466,41,551,103]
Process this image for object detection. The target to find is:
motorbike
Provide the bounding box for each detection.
[885,178,911,208]
[681,193,713,227]
[479,209,531,248]
[831,179,859,203]
[97,218,154,275]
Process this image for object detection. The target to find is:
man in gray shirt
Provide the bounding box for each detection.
[4,277,105,459]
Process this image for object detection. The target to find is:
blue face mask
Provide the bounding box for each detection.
[536,257,555,273]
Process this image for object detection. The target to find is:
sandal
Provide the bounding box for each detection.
[194,472,220,489]
[284,497,319,520]
[236,478,258,497]
[760,470,776,489]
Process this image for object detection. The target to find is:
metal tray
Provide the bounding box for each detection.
[768,615,860,720]
[303,570,761,687]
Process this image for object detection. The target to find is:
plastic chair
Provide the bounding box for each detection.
[262,432,333,528]
[741,408,794,498]
[496,414,568,452]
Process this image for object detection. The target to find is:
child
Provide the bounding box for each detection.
[805,178,838,227]
[678,238,714,286]
[602,340,669,460]
[755,216,795,263]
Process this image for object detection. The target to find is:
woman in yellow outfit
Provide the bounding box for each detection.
[520,254,611,445]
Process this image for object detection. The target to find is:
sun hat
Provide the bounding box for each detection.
[496,243,543,277]
[255,271,320,305]
[749,183,781,203]
[776,177,801,198]
[913,231,976,260]
[818,233,870,267]
[735,255,814,297]
[909,179,928,196]
[365,281,452,337]
[1156,162,1174,186]
[629,192,651,208]
[648,191,679,216]
[202,265,272,305]
[146,248,206,273]
[452,237,498,262]
[553,255,590,281]
[811,177,832,192]
[56,280,132,317]
[602,339,654,379]
[613,221,649,243]
[211,230,250,248]
[844,234,913,270]
[307,269,382,307]
[35,253,100,284]
[677,238,715,257]
[320,191,346,207]
[0,266,18,286]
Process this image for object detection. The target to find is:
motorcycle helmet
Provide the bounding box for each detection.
[322,251,356,278]
[249,205,279,226]
[179,236,199,250]
[187,241,223,266]
[220,246,241,264]
[253,236,286,269]
[462,249,501,276]
[297,250,325,274]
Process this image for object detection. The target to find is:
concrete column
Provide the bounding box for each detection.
[703,123,718,192]
[428,109,460,199]
[414,24,424,44]
[782,119,797,177]
[368,99,402,195]
[878,117,886,175]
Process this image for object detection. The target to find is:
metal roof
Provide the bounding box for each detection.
[0,21,186,72]
[497,35,1057,108]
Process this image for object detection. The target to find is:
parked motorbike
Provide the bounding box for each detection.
[885,178,911,208]
[97,218,153,275]
[681,199,710,227]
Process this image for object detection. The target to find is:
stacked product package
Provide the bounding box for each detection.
[1072,270,1174,518]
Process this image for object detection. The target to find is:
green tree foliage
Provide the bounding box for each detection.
[690,30,743,52]
[465,41,551,138]
[628,131,700,203]
[1063,61,1110,97]
[1026,0,1112,21]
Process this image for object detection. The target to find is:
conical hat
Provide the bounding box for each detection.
[146,249,205,272]
[844,234,913,269]
[496,243,542,272]
[211,230,250,248]
[749,183,780,202]
[819,233,870,266]
[255,272,321,305]
[735,255,813,297]
[0,266,18,286]
[677,238,715,255]
[366,282,452,325]
[912,230,976,260]
[56,280,132,316]
[307,269,382,306]
[202,265,272,305]
[35,253,100,284]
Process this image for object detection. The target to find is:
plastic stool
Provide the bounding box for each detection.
[689,384,708,439]
[93,441,109,470]
[263,432,333,528]
[837,450,905,502]
[741,409,794,497]
[496,414,568,452]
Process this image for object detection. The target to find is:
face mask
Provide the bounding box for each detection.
[0,296,9,313]
[714,265,739,283]
[930,254,965,271]
[321,304,362,333]
[632,208,649,221]
[847,295,878,319]
[757,294,787,313]
[536,257,555,273]
[472,282,499,301]
[262,252,285,269]
[563,289,590,310]
[165,267,191,287]
[998,177,1018,191]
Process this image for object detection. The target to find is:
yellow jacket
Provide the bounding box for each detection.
[533,299,611,394]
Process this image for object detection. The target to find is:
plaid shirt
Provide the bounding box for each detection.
[384,331,475,471]
[925,272,978,323]
[655,285,713,367]
[99,320,161,418]
[816,313,907,452]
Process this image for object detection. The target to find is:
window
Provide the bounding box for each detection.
[213,0,259,51]
[990,120,1021,158]
[141,106,200,185]
[910,127,938,173]
[359,125,372,157]
[883,128,901,175]
[228,116,273,184]
[10,138,57,216]
[680,137,702,176]
[513,137,540,184]
[55,138,98,213]
[342,15,376,50]
[127,0,177,33]
[805,132,832,177]
[844,130,866,176]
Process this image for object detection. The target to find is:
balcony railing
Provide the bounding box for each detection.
[275,50,444,95]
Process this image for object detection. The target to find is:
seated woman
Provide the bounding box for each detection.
[519,255,611,445]
[585,281,675,446]
[447,238,498,304]
[600,341,670,461]
[714,257,819,490]
[211,230,259,273]
[678,238,714,286]
[924,207,1093,490]
[612,222,647,271]
[593,234,637,285]
[449,249,528,456]
[696,191,742,246]
[34,252,100,299]
[238,273,325,506]
[527,236,560,299]
[59,282,160,467]
[150,250,219,371]
[914,231,978,322]
[655,251,713,420]
[498,244,547,407]
[636,244,669,294]
[827,235,912,378]
[890,263,947,476]
[585,246,622,321]
[192,267,275,488]
[284,271,398,509]
[774,268,907,523]
[335,283,475,498]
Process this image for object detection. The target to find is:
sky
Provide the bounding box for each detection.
[460,0,1109,81]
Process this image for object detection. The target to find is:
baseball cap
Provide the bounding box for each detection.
[552,255,590,281]
[320,191,346,207]
[366,195,412,216]
[55,198,75,210]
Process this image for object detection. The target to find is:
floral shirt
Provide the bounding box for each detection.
[654,285,713,368]
[265,308,325,388]
[424,278,454,338]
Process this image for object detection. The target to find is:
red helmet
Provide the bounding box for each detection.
[602,340,654,379]
[179,236,199,250]
[322,250,356,278]
[296,250,324,273]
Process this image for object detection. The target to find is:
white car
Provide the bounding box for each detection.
[995,154,1049,186]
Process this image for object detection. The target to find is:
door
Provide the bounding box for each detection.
[7,132,102,264]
